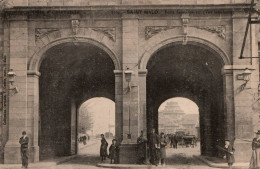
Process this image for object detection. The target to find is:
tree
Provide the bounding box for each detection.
[78,107,94,134]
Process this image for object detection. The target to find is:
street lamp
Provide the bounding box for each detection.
[124,67,134,139]
[124,68,134,92]
[7,69,16,85]
[7,69,18,95]
[242,68,251,82]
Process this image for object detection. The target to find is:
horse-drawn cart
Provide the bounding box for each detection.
[183,135,195,148]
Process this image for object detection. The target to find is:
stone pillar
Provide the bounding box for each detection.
[70,99,76,155]
[231,10,259,162]
[4,18,31,164]
[26,71,40,162]
[222,68,235,143]
[114,70,123,140]
[138,69,147,138]
[119,15,140,164]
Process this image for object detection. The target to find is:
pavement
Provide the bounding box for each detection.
[0,155,77,169]
[195,155,249,169]
[0,140,251,169]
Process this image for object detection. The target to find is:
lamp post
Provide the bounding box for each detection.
[124,68,134,139]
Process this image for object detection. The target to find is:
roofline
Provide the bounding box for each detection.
[2,3,253,12]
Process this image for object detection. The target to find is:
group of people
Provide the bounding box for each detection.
[219,130,260,169]
[78,135,90,145]
[168,134,178,149]
[17,129,260,168]
[136,129,169,166]
[148,129,168,166]
[99,134,120,164]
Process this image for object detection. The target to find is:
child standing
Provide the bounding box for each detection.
[109,139,119,164]
[224,139,235,169]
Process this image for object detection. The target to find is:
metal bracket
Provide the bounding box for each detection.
[239,0,260,59]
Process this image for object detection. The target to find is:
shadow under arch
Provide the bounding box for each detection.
[28,37,121,72]
[139,36,231,69]
[146,41,225,158]
[38,41,116,160]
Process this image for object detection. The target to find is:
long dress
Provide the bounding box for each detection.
[109,143,119,161]
[100,138,108,157]
[250,138,260,169]
[160,137,167,160]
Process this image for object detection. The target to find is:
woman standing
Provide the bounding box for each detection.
[100,134,108,162]
[250,130,260,169]
[159,132,167,167]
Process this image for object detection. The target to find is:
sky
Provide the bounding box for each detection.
[158,97,199,114]
[79,97,115,136]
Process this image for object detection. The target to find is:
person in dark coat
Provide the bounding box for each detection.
[100,134,108,162]
[159,132,167,166]
[19,131,29,168]
[149,128,160,166]
[137,130,147,164]
[174,134,178,149]
[109,139,119,164]
[170,134,175,148]
[223,139,235,169]
[169,134,173,148]
[83,135,87,145]
[250,130,260,169]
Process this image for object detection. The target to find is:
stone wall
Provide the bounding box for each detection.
[0,18,5,164]
[5,0,251,7]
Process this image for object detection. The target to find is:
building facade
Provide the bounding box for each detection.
[159,102,199,136]
[0,0,259,164]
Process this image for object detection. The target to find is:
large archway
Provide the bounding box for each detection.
[38,42,115,160]
[146,43,225,157]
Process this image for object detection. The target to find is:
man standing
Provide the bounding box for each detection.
[149,128,159,166]
[19,131,29,168]
[174,134,178,149]
[137,130,147,164]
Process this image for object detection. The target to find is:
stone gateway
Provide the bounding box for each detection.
[0,0,259,164]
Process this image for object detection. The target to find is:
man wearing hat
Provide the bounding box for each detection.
[19,131,29,168]
[149,128,160,166]
[136,130,147,164]
[249,130,260,169]
[223,139,235,169]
